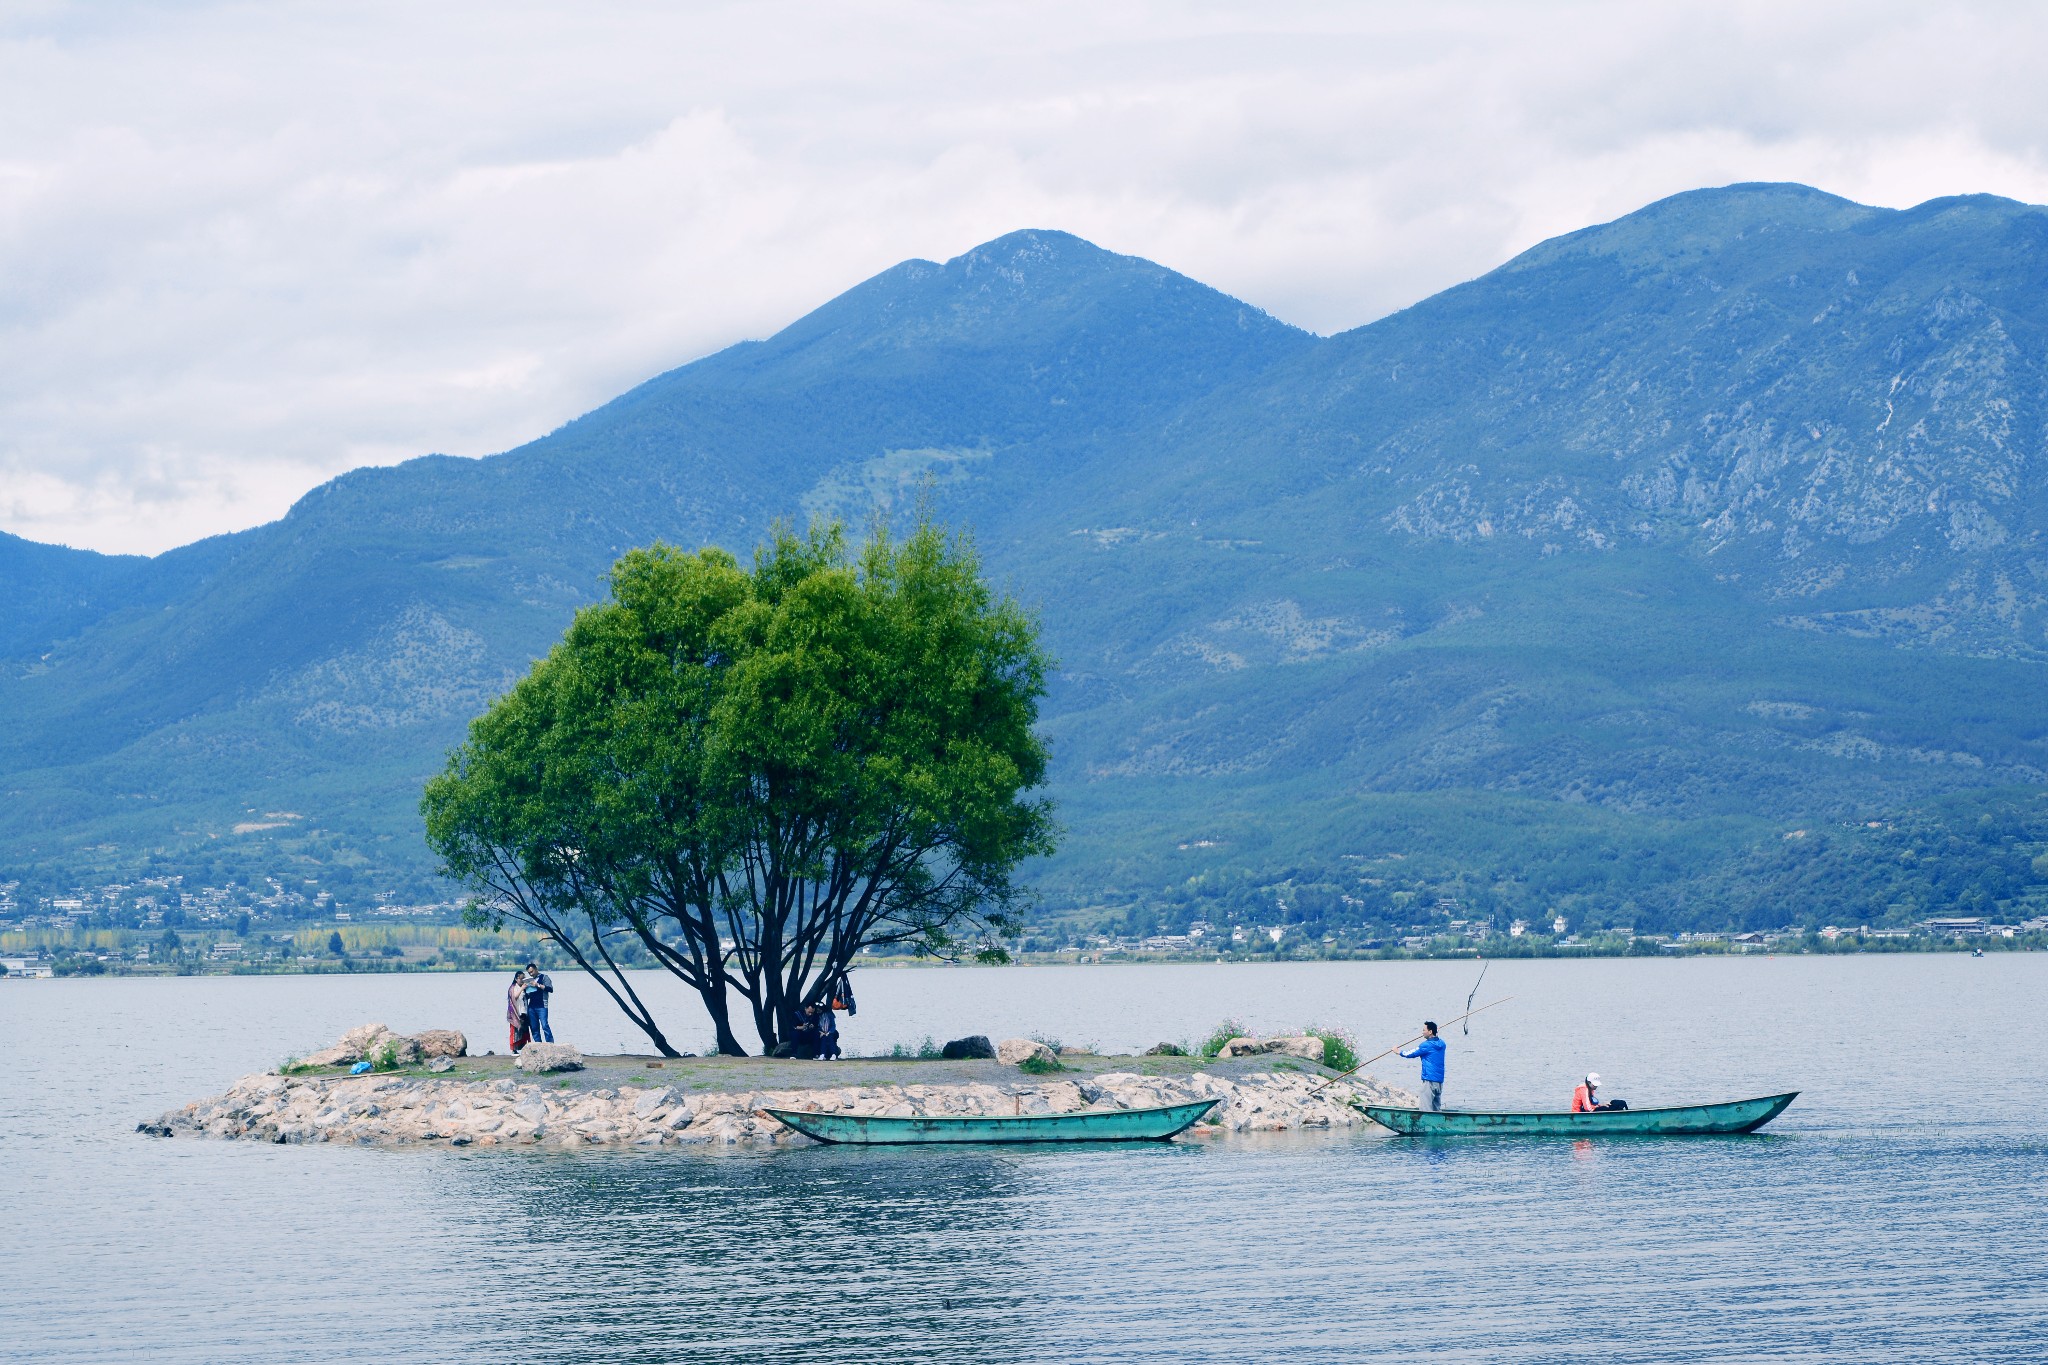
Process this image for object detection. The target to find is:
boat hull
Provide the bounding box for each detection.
[762,1098,1221,1145]
[1360,1091,1798,1137]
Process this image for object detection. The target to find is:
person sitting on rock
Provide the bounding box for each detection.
[787,1006,822,1060]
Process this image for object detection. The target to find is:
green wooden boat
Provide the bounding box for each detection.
[760,1098,1221,1145]
[1359,1091,1798,1137]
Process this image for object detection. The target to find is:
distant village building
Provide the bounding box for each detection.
[1924,917,1992,937]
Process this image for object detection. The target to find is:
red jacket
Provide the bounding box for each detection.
[1572,1083,1599,1113]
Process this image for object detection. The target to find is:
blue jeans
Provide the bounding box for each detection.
[528,1005,553,1043]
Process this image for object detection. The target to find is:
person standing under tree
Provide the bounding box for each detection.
[506,968,531,1052]
[1399,1021,1447,1111]
[523,960,555,1043]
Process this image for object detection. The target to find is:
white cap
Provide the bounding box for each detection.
[1586,1072,1602,1086]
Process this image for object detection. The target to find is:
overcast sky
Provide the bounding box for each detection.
[7,1,2048,556]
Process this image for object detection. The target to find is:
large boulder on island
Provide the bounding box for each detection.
[996,1037,1055,1066]
[300,1023,405,1067]
[295,1024,463,1069]
[414,1029,468,1058]
[940,1035,996,1060]
[371,1034,425,1066]
[514,1042,585,1074]
[1218,1035,1326,1062]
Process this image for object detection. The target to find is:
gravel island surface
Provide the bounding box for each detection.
[144,1046,1417,1149]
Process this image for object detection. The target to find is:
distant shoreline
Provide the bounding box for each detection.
[10,934,2042,979]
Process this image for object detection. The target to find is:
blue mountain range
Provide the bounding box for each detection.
[5,182,2046,938]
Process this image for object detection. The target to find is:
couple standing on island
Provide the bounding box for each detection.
[506,962,554,1052]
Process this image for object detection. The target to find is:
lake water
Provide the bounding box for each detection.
[5,955,2046,1362]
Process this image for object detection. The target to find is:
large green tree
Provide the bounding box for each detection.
[422,519,1055,1056]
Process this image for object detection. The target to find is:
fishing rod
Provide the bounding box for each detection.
[1309,996,1514,1094]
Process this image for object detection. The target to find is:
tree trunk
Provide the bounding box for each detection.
[750,996,780,1055]
[698,980,748,1056]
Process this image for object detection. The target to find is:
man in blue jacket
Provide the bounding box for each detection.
[1399,1021,1447,1111]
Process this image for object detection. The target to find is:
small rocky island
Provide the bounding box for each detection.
[144,1024,1416,1148]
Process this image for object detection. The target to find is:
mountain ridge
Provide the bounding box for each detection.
[5,183,2046,937]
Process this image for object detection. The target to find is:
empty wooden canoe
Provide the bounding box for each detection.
[1359,1091,1798,1137]
[761,1098,1221,1144]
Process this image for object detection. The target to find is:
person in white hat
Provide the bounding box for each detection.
[1571,1072,1604,1113]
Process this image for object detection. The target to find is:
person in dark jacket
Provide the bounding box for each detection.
[1398,1021,1447,1111]
[522,960,554,1043]
[787,1006,822,1060]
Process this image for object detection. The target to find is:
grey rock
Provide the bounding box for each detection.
[1217,1035,1325,1062]
[414,1029,468,1058]
[996,1038,1054,1066]
[373,1034,424,1066]
[513,1043,584,1074]
[426,1056,456,1073]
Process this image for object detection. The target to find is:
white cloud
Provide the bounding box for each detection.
[5,0,2048,553]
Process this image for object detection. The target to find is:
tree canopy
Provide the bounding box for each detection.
[422,519,1055,1055]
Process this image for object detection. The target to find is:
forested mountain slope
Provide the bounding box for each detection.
[5,191,2045,935]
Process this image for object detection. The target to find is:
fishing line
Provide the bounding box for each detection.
[1463,959,1489,1035]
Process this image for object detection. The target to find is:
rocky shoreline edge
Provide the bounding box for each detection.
[141,1028,1416,1150]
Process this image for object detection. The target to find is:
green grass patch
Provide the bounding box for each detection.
[1198,1018,1250,1060]
[884,1035,944,1059]
[1304,1026,1360,1072]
